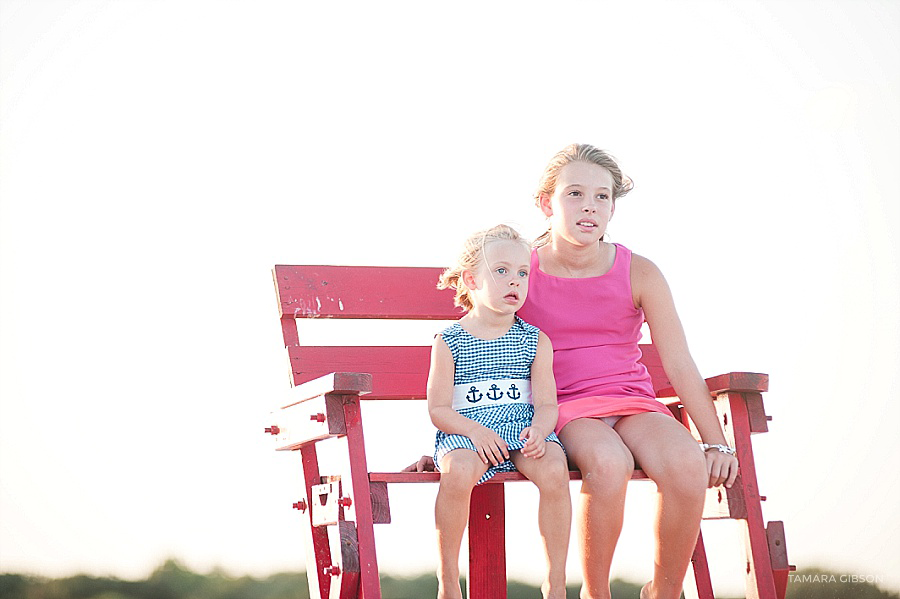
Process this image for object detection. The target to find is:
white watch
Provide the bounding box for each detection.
[699,443,736,456]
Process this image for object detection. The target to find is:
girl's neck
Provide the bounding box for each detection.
[459,309,516,340]
[540,238,615,278]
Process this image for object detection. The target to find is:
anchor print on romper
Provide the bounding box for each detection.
[465,383,526,404]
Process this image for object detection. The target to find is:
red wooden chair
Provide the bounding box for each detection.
[266,264,793,599]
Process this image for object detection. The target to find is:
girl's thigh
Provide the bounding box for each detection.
[558,417,634,475]
[613,412,705,481]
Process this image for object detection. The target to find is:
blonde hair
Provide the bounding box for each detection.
[438,224,530,312]
[533,143,633,247]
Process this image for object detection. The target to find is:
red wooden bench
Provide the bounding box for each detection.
[267,264,793,599]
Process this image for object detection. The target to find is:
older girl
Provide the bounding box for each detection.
[517,144,738,599]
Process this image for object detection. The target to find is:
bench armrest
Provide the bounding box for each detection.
[282,372,372,408]
[656,372,768,399]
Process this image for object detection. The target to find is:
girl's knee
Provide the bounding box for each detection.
[439,451,484,492]
[655,446,707,498]
[533,452,571,489]
[578,446,634,486]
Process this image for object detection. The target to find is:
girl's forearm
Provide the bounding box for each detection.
[669,368,728,445]
[530,404,559,439]
[429,406,481,437]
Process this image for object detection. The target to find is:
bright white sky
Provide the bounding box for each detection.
[1,0,898,596]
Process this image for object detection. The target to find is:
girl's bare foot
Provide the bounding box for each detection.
[640,580,683,599]
[541,580,567,599]
[437,578,463,599]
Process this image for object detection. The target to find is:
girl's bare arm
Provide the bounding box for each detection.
[632,254,738,487]
[427,336,509,465]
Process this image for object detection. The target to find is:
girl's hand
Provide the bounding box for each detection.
[704,450,739,488]
[519,427,546,459]
[467,425,509,466]
[401,455,436,472]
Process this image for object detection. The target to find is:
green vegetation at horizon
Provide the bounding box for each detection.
[1,560,897,599]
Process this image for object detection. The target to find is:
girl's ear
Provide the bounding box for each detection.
[461,268,479,290]
[539,193,553,217]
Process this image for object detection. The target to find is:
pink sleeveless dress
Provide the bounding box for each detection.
[517,244,672,433]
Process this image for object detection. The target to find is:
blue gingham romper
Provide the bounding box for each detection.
[433,316,564,484]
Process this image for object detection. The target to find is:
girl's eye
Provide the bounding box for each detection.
[496,267,508,275]
[597,194,609,200]
[568,190,582,197]
[518,270,528,278]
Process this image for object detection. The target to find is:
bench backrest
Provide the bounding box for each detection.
[273,264,673,399]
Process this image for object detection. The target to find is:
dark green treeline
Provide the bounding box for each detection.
[1,560,897,599]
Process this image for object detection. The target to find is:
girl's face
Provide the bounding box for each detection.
[463,240,531,316]
[540,161,615,247]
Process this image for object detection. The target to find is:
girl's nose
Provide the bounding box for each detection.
[582,204,595,213]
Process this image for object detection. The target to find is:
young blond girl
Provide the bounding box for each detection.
[427,224,571,599]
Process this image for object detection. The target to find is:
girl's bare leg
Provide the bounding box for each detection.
[435,450,488,599]
[558,419,635,599]
[511,443,572,599]
[615,413,708,599]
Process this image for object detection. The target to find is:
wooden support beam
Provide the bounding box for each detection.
[298,445,333,599]
[342,396,382,599]
[688,530,714,599]
[468,484,507,599]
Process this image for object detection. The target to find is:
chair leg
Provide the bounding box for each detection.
[341,396,381,599]
[689,529,715,599]
[327,521,361,599]
[726,393,778,599]
[300,445,334,599]
[468,484,507,599]
[766,521,793,599]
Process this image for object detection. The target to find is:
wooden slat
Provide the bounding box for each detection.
[273,265,461,319]
[289,346,430,399]
[367,470,650,484]
[289,345,675,400]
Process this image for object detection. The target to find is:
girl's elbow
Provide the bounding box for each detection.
[428,405,450,428]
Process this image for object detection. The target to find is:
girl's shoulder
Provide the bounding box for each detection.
[439,321,465,341]
[513,315,541,337]
[628,251,672,309]
[629,251,665,282]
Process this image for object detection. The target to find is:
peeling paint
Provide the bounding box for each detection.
[292,299,321,318]
[338,299,344,311]
[316,297,322,311]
